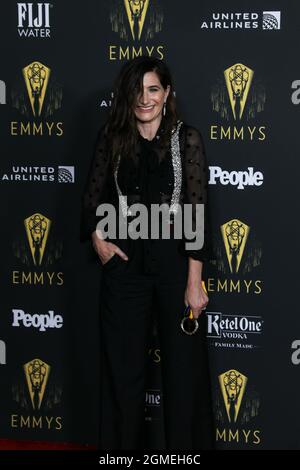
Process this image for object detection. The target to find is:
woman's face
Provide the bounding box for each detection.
[134,71,170,124]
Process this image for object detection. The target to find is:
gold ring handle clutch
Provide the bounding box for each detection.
[181,305,199,335]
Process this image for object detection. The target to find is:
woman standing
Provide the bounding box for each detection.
[81,56,214,450]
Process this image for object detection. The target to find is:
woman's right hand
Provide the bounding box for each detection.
[91,231,129,265]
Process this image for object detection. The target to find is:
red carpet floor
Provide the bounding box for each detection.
[0,439,96,450]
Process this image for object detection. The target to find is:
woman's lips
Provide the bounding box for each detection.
[137,106,154,113]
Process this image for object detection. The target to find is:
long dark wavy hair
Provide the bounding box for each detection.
[104,56,178,170]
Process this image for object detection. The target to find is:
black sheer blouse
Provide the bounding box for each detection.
[81,121,210,266]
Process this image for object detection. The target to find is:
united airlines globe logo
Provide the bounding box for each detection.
[262,11,281,30]
[58,166,74,183]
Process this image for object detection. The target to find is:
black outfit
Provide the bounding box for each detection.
[81,120,214,450]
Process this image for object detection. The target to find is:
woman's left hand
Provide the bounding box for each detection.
[184,281,209,319]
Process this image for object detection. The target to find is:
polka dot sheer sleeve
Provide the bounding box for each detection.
[179,125,210,262]
[80,127,111,242]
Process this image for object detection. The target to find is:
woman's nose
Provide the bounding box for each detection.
[139,90,149,104]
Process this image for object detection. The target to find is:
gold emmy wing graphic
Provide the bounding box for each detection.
[220,218,250,273]
[219,369,247,423]
[24,213,51,266]
[224,63,254,120]
[124,0,150,40]
[24,358,51,410]
[22,61,51,117]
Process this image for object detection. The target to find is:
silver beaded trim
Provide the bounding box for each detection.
[114,156,132,217]
[114,120,183,218]
[169,120,183,214]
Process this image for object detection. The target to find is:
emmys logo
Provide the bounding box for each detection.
[208,218,263,294]
[109,0,164,60]
[23,61,50,117]
[11,61,63,136]
[210,63,266,141]
[24,358,50,410]
[209,166,264,190]
[291,340,300,365]
[17,3,52,38]
[0,340,6,365]
[12,211,63,286]
[11,359,63,430]
[219,369,247,423]
[216,369,261,445]
[262,11,281,30]
[291,80,300,105]
[224,64,253,121]
[221,219,250,274]
[124,0,150,40]
[0,80,6,104]
[24,213,51,266]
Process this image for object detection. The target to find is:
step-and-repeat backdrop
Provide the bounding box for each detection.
[1,0,299,449]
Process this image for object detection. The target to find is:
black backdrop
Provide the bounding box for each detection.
[0,0,299,450]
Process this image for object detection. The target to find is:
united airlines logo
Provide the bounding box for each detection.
[200,11,281,31]
[58,166,75,183]
[262,11,281,30]
[1,165,75,183]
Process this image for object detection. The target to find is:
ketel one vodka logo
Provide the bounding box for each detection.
[220,219,249,274]
[224,64,253,121]
[219,369,247,423]
[23,61,50,117]
[24,213,51,266]
[24,358,50,410]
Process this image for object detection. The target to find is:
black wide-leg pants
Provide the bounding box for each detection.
[99,236,214,450]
